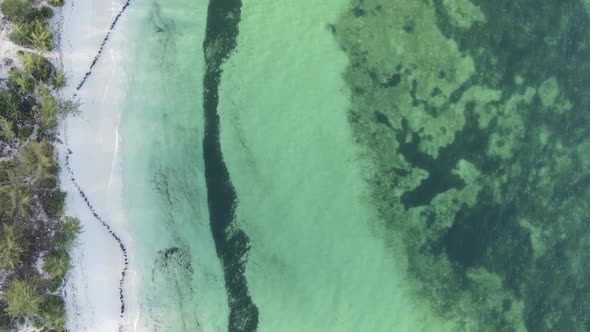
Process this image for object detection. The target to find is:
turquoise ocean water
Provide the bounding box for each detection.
[120,0,590,331]
[121,1,228,330]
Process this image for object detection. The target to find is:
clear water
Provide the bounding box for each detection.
[121,1,228,330]
[120,0,590,331]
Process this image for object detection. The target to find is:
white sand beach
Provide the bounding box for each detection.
[56,0,138,331]
[0,19,21,81]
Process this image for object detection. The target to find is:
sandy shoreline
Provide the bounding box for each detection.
[56,0,138,331]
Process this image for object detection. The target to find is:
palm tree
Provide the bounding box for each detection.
[55,216,81,249]
[29,19,51,52]
[4,278,42,319]
[17,140,54,182]
[11,20,51,52]
[50,71,66,89]
[42,250,68,281]
[20,52,42,76]
[0,169,14,220]
[12,71,33,95]
[0,89,20,120]
[39,295,64,331]
[7,184,32,219]
[57,98,81,118]
[0,224,27,270]
[37,82,50,99]
[0,116,15,140]
[48,0,64,7]
[0,170,32,219]
[39,95,58,130]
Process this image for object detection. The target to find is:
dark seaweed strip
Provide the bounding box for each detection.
[202,0,259,331]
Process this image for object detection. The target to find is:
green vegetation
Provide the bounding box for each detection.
[19,51,53,81]
[48,0,64,7]
[39,93,58,130]
[38,84,80,131]
[4,278,42,320]
[50,70,66,89]
[5,278,66,330]
[0,0,32,22]
[38,295,65,331]
[0,0,80,330]
[18,139,55,182]
[6,184,32,220]
[0,225,27,270]
[8,68,34,95]
[39,6,54,19]
[10,19,53,50]
[0,117,15,140]
[43,217,80,290]
[55,216,82,250]
[43,191,65,218]
[42,250,67,280]
[0,304,12,330]
[1,0,57,51]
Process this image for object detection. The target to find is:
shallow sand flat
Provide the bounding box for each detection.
[0,19,22,81]
[216,0,455,330]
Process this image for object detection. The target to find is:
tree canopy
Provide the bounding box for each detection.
[4,278,41,319]
[0,224,27,270]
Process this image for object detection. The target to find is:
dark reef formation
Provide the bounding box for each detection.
[334,0,590,330]
[201,0,259,331]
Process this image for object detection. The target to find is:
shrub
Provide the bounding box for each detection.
[10,20,53,51]
[42,190,65,218]
[39,95,57,130]
[0,0,32,22]
[36,130,49,142]
[0,224,27,270]
[7,68,34,95]
[57,98,81,118]
[48,0,64,6]
[4,278,42,319]
[17,125,33,140]
[18,139,54,181]
[20,52,52,81]
[39,295,64,331]
[46,277,62,293]
[29,19,53,51]
[0,90,20,121]
[23,8,46,23]
[0,161,11,182]
[42,250,68,283]
[9,22,34,47]
[0,116,15,140]
[0,303,12,330]
[44,217,80,291]
[38,176,57,190]
[47,161,59,177]
[5,185,33,219]
[55,216,81,250]
[50,70,66,89]
[39,6,53,19]
[32,318,43,329]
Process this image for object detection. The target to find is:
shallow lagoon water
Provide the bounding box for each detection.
[121,0,228,330]
[118,0,590,331]
[215,0,454,330]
